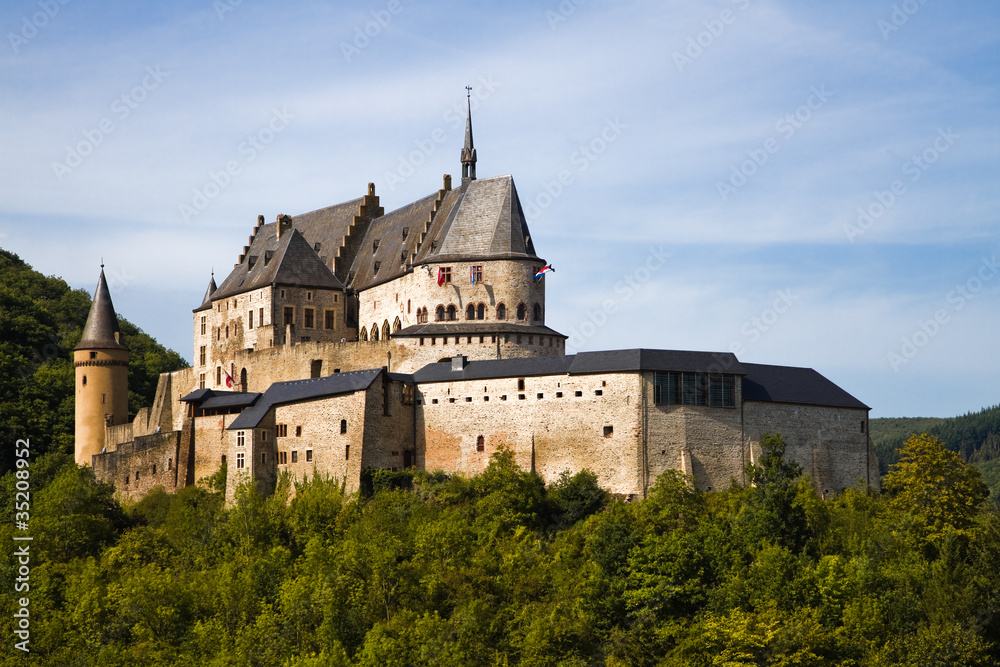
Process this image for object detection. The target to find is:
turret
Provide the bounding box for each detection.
[74,266,129,466]
[461,86,477,184]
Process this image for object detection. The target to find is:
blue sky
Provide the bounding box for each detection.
[1,0,997,417]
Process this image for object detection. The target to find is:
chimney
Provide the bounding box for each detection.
[276,214,293,239]
[450,355,467,372]
[443,174,452,191]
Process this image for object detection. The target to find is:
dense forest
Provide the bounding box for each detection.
[0,249,186,475]
[871,406,1000,498]
[2,433,998,666]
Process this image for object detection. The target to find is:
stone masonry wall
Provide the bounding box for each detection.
[416,370,644,495]
[91,431,181,502]
[643,371,745,492]
[744,402,877,494]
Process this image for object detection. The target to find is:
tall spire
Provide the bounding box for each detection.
[75,266,127,350]
[461,86,477,184]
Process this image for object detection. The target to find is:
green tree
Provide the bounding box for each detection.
[883,433,989,544]
[735,433,810,553]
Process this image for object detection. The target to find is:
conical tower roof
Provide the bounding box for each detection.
[194,273,217,312]
[75,267,128,350]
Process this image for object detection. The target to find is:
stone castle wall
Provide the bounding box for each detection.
[744,401,877,494]
[91,431,181,502]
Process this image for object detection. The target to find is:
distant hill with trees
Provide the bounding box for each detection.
[0,249,186,475]
[871,405,1000,500]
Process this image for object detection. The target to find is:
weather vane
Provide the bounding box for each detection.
[465,85,472,97]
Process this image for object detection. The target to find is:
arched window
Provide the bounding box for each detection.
[477,303,486,320]
[466,304,476,320]
[446,304,457,321]
[516,303,527,320]
[435,305,445,322]
[476,435,485,452]
[371,323,380,341]
[496,303,507,320]
[419,307,428,324]
[533,303,542,321]
[240,368,248,391]
[393,317,401,333]
[340,419,347,434]
[382,320,390,339]
[360,327,368,341]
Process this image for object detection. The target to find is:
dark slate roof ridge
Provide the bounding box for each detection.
[228,368,387,430]
[568,348,745,375]
[411,354,576,384]
[270,228,346,290]
[76,268,128,351]
[740,362,870,410]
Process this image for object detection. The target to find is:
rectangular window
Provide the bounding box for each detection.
[325,310,336,330]
[291,450,298,463]
[216,366,222,386]
[653,372,735,408]
[279,451,287,465]
[304,308,314,328]
[249,310,254,329]
[603,425,613,438]
[261,452,266,464]
[345,445,350,460]
[306,449,313,462]
[200,345,206,366]
[284,307,294,327]
[237,430,245,447]
[471,265,483,283]
[199,373,205,389]
[260,430,268,442]
[200,316,206,336]
[259,307,264,326]
[276,424,288,437]
[295,425,302,437]
[236,452,245,469]
[441,266,452,284]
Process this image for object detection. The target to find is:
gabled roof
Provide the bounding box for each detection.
[228,368,385,430]
[213,227,344,301]
[422,176,539,263]
[348,190,450,291]
[179,388,261,410]
[741,363,869,410]
[75,268,128,351]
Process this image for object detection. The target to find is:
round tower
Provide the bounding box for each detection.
[74,266,129,466]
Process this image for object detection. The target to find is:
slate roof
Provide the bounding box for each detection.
[213,227,345,301]
[425,176,539,263]
[411,348,743,383]
[348,190,451,291]
[194,274,218,313]
[741,363,869,410]
[394,323,566,338]
[228,368,385,430]
[76,268,128,351]
[179,389,261,410]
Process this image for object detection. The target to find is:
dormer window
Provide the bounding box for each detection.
[314,242,321,253]
[373,239,380,253]
[264,251,274,266]
[430,240,438,251]
[347,271,356,283]
[402,227,409,239]
[248,255,257,269]
[400,252,407,265]
[373,261,381,275]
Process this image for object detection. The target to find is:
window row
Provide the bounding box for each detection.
[419,334,562,347]
[359,318,403,341]
[414,302,543,323]
[653,372,736,408]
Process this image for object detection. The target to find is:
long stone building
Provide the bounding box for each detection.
[76,98,877,502]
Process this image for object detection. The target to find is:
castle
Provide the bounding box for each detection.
[75,97,878,502]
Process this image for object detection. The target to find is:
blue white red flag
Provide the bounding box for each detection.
[533,264,554,281]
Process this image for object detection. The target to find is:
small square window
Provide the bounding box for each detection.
[518,394,526,400]
[295,425,302,437]
[556,392,563,398]
[603,426,613,437]
[575,391,583,397]
[595,390,603,396]
[537,393,544,399]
